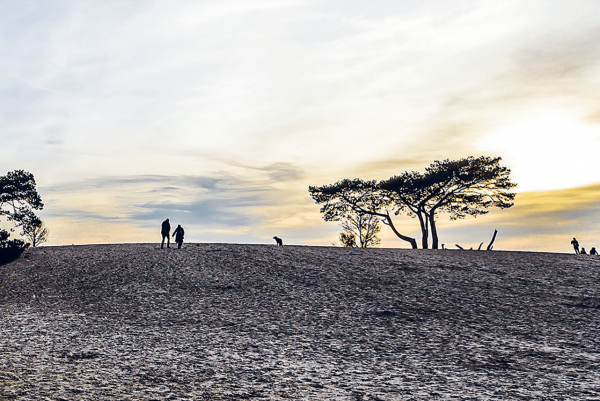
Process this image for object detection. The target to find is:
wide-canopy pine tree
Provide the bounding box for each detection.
[380,156,516,249]
[310,156,517,249]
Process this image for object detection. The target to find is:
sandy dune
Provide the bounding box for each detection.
[1,243,600,400]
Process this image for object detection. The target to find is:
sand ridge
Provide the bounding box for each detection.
[1,243,600,399]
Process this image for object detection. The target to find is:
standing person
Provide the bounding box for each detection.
[173,224,185,249]
[571,237,580,254]
[161,218,171,249]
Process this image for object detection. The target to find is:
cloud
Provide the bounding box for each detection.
[36,172,319,245]
[352,18,600,188]
[3,1,600,249]
[438,24,600,135]
[132,199,262,228]
[257,162,305,181]
[4,0,599,180]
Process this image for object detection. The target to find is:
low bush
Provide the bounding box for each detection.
[0,229,29,265]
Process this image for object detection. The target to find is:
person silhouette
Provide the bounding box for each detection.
[581,247,587,255]
[590,247,598,255]
[161,218,171,249]
[173,224,185,249]
[571,237,580,254]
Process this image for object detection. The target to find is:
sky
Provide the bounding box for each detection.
[1,0,600,252]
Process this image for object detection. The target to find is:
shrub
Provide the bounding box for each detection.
[0,229,29,265]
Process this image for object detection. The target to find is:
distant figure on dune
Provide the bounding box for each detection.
[591,247,598,255]
[581,247,587,255]
[571,238,580,254]
[173,224,185,249]
[273,236,283,247]
[161,218,171,249]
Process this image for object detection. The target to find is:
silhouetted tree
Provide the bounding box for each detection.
[310,157,516,249]
[22,217,49,247]
[0,170,44,233]
[378,170,433,248]
[308,178,418,249]
[380,156,516,249]
[422,156,515,249]
[341,212,381,248]
[0,170,43,263]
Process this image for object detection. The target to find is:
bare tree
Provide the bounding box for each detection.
[309,179,418,249]
[22,218,49,247]
[341,213,381,248]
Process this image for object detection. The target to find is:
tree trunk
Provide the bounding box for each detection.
[351,206,418,249]
[417,212,428,249]
[429,212,439,249]
[382,213,418,249]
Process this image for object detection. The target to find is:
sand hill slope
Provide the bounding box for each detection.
[1,243,600,400]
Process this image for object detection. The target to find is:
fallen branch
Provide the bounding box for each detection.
[455,230,498,251]
[486,229,498,251]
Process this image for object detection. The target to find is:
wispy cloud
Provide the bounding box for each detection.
[2,1,600,248]
[36,171,321,245]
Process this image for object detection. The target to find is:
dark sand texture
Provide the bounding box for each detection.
[1,243,600,400]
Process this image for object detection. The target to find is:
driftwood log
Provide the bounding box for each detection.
[486,229,498,251]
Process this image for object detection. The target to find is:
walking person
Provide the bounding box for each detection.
[173,224,185,249]
[161,218,171,249]
[571,237,580,254]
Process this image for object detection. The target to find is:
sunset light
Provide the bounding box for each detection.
[1,1,600,253]
[479,112,600,191]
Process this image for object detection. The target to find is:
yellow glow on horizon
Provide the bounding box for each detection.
[43,217,156,246]
[479,112,600,192]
